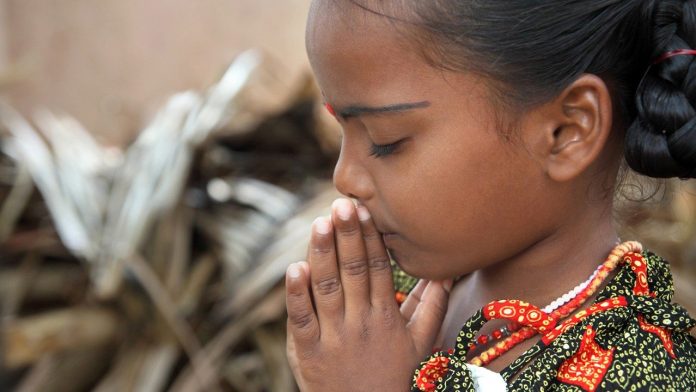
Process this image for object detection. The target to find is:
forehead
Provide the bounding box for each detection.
[305,0,436,104]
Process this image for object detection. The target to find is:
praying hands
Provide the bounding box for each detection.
[285,198,452,391]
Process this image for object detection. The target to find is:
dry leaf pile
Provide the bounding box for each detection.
[0,51,340,392]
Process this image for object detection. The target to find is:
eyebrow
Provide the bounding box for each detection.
[337,101,431,119]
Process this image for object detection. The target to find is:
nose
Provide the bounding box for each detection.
[332,141,374,201]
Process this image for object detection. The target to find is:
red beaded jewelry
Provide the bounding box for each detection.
[468,241,643,367]
[468,260,603,353]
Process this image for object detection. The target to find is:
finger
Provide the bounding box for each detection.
[332,199,370,314]
[307,217,345,329]
[356,206,398,308]
[286,333,309,392]
[400,279,428,320]
[286,262,320,347]
[407,279,453,356]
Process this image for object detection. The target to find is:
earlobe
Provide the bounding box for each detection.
[545,74,613,182]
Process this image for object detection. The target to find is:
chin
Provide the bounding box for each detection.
[389,248,446,281]
[387,249,472,281]
[388,248,412,273]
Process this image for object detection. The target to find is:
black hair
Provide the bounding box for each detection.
[350,0,696,179]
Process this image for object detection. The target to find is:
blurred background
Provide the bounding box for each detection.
[0,1,694,391]
[1,0,311,146]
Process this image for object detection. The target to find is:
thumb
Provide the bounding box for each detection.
[407,279,453,356]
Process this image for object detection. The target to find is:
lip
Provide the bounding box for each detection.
[360,206,396,240]
[374,222,395,237]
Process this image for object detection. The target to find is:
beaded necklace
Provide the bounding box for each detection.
[468,241,640,367]
[467,263,602,353]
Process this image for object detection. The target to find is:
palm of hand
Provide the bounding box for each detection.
[285,198,452,392]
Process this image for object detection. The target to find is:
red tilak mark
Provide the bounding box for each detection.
[653,49,696,65]
[324,103,336,117]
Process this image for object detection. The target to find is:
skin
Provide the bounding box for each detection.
[286,0,626,389]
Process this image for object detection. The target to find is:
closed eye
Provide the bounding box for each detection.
[369,140,404,158]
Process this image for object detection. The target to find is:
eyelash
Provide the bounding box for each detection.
[369,140,403,158]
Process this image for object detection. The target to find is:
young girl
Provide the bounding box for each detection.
[285,0,696,390]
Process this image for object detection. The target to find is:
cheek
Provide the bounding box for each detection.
[385,130,504,239]
[379,127,544,268]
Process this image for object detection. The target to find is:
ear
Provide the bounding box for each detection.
[537,74,614,182]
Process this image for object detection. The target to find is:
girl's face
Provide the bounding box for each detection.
[306,1,560,280]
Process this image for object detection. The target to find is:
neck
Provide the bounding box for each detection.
[440,201,620,346]
[471,209,618,307]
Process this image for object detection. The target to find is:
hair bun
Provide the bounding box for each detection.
[625,0,696,179]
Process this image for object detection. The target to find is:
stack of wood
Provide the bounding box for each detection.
[0,51,340,392]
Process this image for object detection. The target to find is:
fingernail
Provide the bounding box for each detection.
[313,217,331,235]
[357,206,371,221]
[287,263,302,279]
[332,198,353,221]
[443,279,454,293]
[297,260,309,273]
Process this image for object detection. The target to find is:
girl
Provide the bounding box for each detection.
[285,0,696,390]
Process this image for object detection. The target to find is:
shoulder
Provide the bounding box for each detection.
[512,249,696,391]
[596,250,675,301]
[572,250,696,390]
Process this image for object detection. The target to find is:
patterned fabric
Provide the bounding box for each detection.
[393,260,419,305]
[395,250,696,391]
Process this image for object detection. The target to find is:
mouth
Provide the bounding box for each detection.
[361,207,396,242]
[373,221,394,237]
[377,230,399,262]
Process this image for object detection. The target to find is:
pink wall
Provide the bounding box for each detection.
[2,0,311,145]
